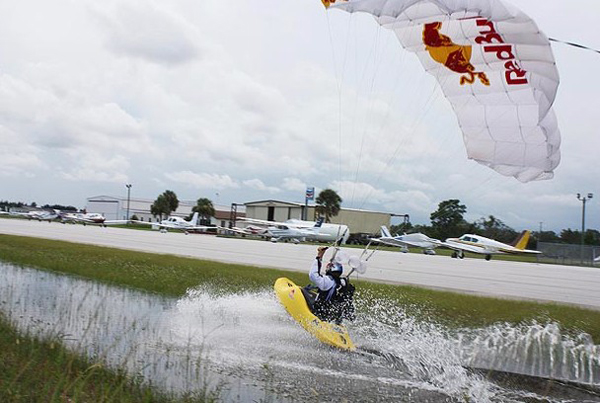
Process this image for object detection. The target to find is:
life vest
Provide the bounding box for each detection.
[314,275,356,323]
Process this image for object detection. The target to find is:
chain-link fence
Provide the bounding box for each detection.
[537,242,600,266]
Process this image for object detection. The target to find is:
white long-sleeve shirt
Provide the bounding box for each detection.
[309,258,336,291]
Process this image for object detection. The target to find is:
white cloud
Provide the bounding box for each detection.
[60,152,130,183]
[243,179,280,193]
[164,171,240,190]
[282,177,307,192]
[0,0,598,233]
[89,0,202,65]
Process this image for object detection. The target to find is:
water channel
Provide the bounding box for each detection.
[1,262,599,402]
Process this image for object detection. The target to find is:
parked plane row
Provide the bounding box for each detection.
[1,209,541,259]
[370,226,540,261]
[228,217,350,244]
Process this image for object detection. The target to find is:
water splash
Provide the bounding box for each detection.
[456,322,600,385]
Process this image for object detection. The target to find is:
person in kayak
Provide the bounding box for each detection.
[306,246,355,324]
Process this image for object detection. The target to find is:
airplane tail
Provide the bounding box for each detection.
[314,217,324,228]
[190,212,199,225]
[380,226,392,238]
[512,230,531,250]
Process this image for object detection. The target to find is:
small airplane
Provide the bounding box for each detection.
[441,230,541,261]
[370,226,440,255]
[226,224,270,237]
[59,212,126,226]
[7,209,60,222]
[266,218,325,243]
[131,212,216,234]
[239,217,350,244]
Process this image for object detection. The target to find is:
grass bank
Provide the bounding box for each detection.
[1,234,598,340]
[0,314,215,403]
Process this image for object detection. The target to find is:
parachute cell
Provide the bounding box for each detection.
[323,0,561,182]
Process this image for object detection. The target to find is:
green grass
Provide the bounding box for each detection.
[0,314,217,403]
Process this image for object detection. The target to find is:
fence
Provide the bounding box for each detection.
[537,242,600,267]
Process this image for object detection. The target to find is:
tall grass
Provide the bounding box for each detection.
[0,313,210,403]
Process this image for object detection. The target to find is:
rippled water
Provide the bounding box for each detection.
[1,263,599,402]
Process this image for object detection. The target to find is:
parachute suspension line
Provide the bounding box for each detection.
[325,12,347,197]
[549,38,600,54]
[350,25,385,208]
[356,48,447,210]
[346,20,441,209]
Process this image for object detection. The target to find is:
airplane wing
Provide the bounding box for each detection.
[239,217,316,229]
[370,237,412,248]
[128,220,217,231]
[239,217,278,226]
[500,246,542,255]
[102,220,132,225]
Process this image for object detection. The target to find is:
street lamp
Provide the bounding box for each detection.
[577,192,593,265]
[126,184,132,221]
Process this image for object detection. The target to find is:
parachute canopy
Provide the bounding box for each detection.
[322,0,560,182]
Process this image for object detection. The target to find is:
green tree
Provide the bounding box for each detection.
[560,228,579,244]
[315,189,342,223]
[162,190,179,213]
[430,199,467,240]
[390,221,413,235]
[474,215,517,244]
[150,190,179,220]
[192,198,215,225]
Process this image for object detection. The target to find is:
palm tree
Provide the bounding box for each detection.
[192,198,215,225]
[315,189,342,223]
[150,190,179,221]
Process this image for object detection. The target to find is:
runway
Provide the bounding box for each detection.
[1,218,599,310]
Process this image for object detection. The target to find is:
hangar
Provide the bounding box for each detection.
[242,199,407,234]
[86,195,405,236]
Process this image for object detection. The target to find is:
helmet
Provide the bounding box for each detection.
[326,262,343,276]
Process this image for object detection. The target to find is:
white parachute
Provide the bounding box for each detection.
[322,0,560,182]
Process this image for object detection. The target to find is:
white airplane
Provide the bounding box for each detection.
[29,210,60,222]
[6,209,59,222]
[265,218,325,243]
[441,230,541,261]
[59,212,126,226]
[131,212,216,234]
[370,226,440,255]
[239,217,350,244]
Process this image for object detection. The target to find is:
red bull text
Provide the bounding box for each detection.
[423,19,528,86]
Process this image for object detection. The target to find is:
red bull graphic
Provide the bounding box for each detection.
[423,19,528,86]
[423,22,490,86]
[321,0,348,8]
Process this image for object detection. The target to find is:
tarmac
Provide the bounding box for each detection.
[1,218,600,310]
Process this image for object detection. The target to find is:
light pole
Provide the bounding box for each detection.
[126,184,132,221]
[577,192,593,265]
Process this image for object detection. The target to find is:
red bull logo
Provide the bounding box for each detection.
[423,19,528,87]
[423,22,490,86]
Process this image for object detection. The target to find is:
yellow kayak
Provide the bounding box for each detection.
[274,277,355,351]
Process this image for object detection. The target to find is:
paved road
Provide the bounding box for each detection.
[1,218,599,310]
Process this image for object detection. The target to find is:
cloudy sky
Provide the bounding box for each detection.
[0,0,598,233]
